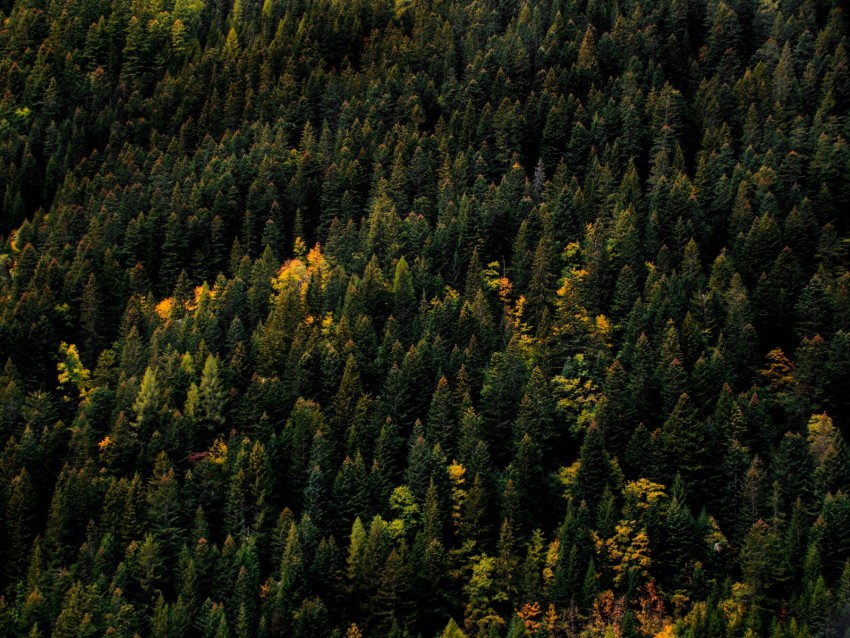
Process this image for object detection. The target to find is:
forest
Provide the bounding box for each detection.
[0,0,849,635]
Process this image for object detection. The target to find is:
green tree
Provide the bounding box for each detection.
[428,376,455,456]
[464,554,507,637]
[3,468,37,583]
[392,256,416,334]
[134,366,163,432]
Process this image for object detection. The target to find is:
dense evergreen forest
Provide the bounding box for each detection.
[0,0,849,634]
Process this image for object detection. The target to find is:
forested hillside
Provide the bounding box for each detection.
[0,0,849,635]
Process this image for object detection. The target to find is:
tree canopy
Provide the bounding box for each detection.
[0,0,848,636]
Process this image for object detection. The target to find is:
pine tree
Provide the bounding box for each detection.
[464,554,507,637]
[392,256,417,336]
[134,366,163,432]
[662,394,720,505]
[333,453,370,537]
[147,452,183,566]
[594,359,636,457]
[574,424,614,511]
[3,468,37,584]
[481,336,530,464]
[196,354,227,428]
[303,460,330,536]
[332,354,362,447]
[740,519,786,614]
[374,549,413,631]
[428,376,455,456]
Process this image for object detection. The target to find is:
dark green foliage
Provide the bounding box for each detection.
[0,0,847,635]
